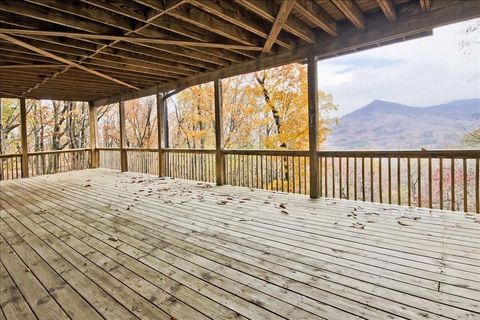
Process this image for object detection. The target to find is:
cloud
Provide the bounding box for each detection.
[318,18,480,116]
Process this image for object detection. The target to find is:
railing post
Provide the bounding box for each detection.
[156,92,165,177]
[119,99,128,172]
[307,52,319,198]
[19,98,29,178]
[88,101,98,168]
[214,79,225,185]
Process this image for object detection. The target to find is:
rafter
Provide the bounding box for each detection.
[294,0,338,36]
[331,0,365,29]
[377,0,396,22]
[0,33,139,90]
[234,0,314,43]
[0,29,262,51]
[189,0,295,50]
[262,0,296,53]
[420,0,431,12]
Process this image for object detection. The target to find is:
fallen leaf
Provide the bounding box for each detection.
[108,236,119,241]
[84,184,91,187]
[397,220,410,226]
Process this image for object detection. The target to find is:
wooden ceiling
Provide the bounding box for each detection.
[0,0,478,104]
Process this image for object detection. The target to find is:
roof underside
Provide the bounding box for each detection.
[0,0,478,104]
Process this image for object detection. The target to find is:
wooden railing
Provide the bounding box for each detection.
[28,149,91,177]
[127,148,159,175]
[0,154,23,180]
[224,150,310,195]
[4,147,478,213]
[98,148,121,170]
[164,149,216,183]
[318,150,479,213]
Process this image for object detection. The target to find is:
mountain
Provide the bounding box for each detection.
[325,99,480,150]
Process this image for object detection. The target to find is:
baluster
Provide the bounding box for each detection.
[346,157,350,200]
[397,157,401,205]
[370,157,374,202]
[463,158,468,212]
[297,156,301,194]
[439,158,443,210]
[388,157,392,204]
[354,157,357,200]
[304,156,308,195]
[325,156,328,197]
[319,156,323,197]
[379,157,382,203]
[418,157,422,207]
[339,157,342,198]
[476,158,479,213]
[407,157,411,206]
[451,158,455,210]
[429,157,433,209]
[362,157,365,201]
[332,157,335,198]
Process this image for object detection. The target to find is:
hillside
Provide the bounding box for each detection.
[325,99,480,150]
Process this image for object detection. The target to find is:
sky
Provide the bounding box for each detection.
[317,18,480,117]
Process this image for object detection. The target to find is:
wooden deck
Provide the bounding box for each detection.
[0,169,479,320]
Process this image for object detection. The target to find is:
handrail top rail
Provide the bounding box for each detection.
[317,149,480,158]
[79,147,480,158]
[0,153,22,158]
[1,148,90,157]
[28,148,90,156]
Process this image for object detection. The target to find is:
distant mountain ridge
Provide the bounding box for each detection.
[325,99,480,150]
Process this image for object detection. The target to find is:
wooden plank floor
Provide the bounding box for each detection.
[0,169,479,320]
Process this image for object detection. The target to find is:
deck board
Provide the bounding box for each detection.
[1,169,479,320]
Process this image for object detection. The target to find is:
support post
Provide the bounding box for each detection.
[88,101,98,168]
[19,98,29,178]
[307,53,319,198]
[214,79,225,185]
[156,92,165,176]
[119,99,128,172]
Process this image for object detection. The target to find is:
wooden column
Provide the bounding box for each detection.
[214,79,225,185]
[88,101,98,168]
[119,99,128,172]
[19,98,29,178]
[156,92,165,176]
[307,53,319,198]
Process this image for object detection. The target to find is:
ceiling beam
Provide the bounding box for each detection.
[0,29,263,51]
[377,0,397,22]
[263,0,296,53]
[420,0,431,12]
[94,0,480,107]
[234,0,315,43]
[294,0,338,36]
[0,33,139,90]
[331,0,365,29]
